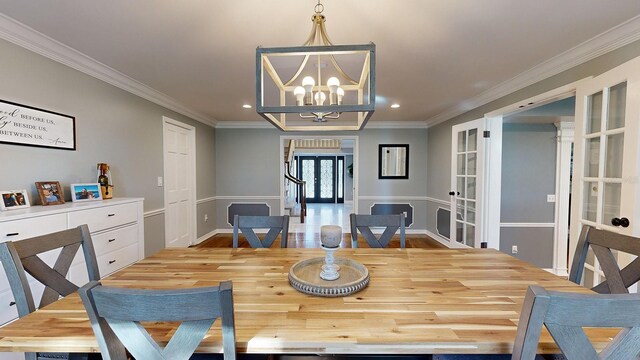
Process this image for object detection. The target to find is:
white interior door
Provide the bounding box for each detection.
[450,119,485,247]
[163,118,196,248]
[570,56,640,287]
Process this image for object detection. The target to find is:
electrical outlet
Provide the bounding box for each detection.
[547,194,556,203]
[204,214,209,222]
[511,245,518,254]
[157,176,163,187]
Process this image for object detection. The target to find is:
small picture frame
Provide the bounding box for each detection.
[70,183,103,202]
[0,190,31,211]
[35,181,65,206]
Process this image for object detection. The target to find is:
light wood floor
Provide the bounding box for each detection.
[197,233,445,249]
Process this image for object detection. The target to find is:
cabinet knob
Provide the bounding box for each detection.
[108,238,116,243]
[109,260,116,264]
[9,302,15,306]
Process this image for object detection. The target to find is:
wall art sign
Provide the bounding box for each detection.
[0,99,76,150]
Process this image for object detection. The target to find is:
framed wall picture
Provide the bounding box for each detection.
[35,181,65,206]
[0,190,30,210]
[70,183,103,202]
[0,99,76,150]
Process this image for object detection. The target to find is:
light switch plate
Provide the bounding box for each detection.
[157,176,163,187]
[547,194,556,203]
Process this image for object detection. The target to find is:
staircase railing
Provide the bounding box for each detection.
[285,140,306,223]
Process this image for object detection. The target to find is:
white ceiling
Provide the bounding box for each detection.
[0,1,639,126]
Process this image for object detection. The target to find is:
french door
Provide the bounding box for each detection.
[298,156,344,203]
[570,56,640,288]
[450,119,486,247]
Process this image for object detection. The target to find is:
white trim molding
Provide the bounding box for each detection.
[359,196,429,201]
[144,208,165,218]
[196,197,216,205]
[0,13,216,127]
[425,196,450,206]
[426,15,640,127]
[500,222,555,228]
[194,229,218,245]
[216,195,280,200]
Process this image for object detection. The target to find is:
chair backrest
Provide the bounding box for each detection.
[232,215,289,248]
[569,225,640,294]
[350,213,406,248]
[79,280,237,360]
[0,224,100,318]
[512,285,640,359]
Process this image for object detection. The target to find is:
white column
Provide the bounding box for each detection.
[553,120,574,277]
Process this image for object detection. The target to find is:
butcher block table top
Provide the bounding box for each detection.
[0,248,611,355]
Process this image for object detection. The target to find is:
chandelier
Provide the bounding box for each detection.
[256,1,375,131]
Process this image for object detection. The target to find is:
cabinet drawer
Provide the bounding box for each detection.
[68,203,137,233]
[0,281,45,326]
[0,214,67,242]
[92,224,138,256]
[98,243,138,277]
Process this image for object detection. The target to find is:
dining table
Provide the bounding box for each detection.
[0,247,615,355]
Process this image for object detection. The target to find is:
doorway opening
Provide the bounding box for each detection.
[485,79,583,274]
[280,136,358,236]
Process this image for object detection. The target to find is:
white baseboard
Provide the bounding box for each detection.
[425,229,453,248]
[194,229,219,245]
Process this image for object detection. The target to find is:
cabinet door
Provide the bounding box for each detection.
[570,56,640,287]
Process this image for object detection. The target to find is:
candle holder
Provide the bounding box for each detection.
[320,244,340,280]
[320,225,342,281]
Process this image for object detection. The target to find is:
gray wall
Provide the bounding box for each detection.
[426,39,640,249]
[0,38,216,256]
[500,123,557,268]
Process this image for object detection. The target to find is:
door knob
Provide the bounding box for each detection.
[611,217,630,228]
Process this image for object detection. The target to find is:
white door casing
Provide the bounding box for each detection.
[570,56,640,287]
[163,117,197,248]
[450,119,485,248]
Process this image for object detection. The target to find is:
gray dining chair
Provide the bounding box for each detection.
[79,280,237,360]
[350,213,406,248]
[0,225,100,360]
[512,285,640,359]
[233,214,289,248]
[569,224,640,294]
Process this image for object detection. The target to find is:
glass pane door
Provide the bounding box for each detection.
[572,56,640,289]
[297,156,336,203]
[451,119,484,247]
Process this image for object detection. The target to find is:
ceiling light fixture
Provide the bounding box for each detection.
[256,0,375,131]
[243,104,252,109]
[391,104,400,109]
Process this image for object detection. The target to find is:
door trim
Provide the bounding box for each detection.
[163,117,197,247]
[280,135,359,216]
[484,78,590,275]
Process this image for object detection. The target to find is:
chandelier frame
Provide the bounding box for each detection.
[256,42,375,131]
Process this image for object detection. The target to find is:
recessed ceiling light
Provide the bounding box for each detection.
[242,104,252,109]
[390,103,400,109]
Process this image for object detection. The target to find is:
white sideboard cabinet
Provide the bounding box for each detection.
[0,198,144,326]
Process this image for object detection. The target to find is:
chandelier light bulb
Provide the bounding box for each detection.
[327,77,340,104]
[294,86,306,106]
[302,76,316,90]
[302,76,315,105]
[336,87,345,105]
[314,91,327,106]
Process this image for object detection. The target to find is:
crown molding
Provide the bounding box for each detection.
[0,13,217,127]
[215,120,426,129]
[425,15,640,128]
